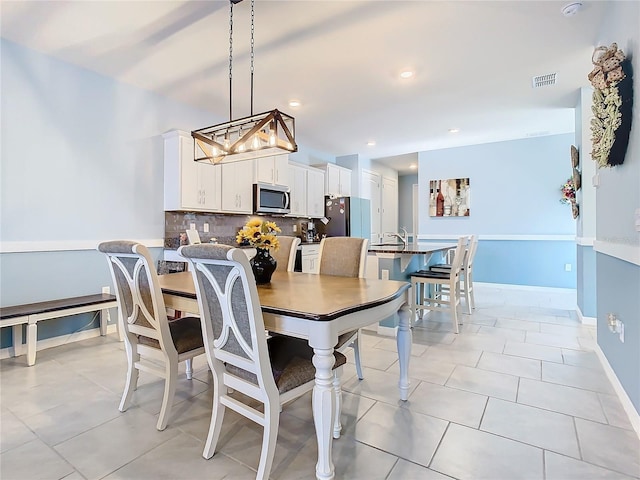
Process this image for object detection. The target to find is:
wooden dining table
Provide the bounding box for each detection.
[158,270,412,480]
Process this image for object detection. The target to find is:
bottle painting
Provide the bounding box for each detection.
[436,181,445,217]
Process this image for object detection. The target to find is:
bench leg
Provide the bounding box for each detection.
[100,308,108,336]
[27,322,37,366]
[12,325,23,358]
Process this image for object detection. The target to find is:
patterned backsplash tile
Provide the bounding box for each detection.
[165,212,304,249]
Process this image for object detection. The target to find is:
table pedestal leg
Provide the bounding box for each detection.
[312,347,336,480]
[397,291,413,401]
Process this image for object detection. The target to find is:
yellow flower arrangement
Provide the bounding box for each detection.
[236,218,281,251]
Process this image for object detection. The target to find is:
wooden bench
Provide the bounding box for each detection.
[0,294,118,366]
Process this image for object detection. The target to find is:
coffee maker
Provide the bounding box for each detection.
[303,220,316,242]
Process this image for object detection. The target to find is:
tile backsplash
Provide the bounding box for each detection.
[164,212,303,249]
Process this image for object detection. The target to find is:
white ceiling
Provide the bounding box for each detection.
[1,1,606,174]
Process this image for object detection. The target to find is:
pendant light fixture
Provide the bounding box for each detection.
[192,0,297,165]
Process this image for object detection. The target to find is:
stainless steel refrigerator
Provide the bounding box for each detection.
[317,196,371,239]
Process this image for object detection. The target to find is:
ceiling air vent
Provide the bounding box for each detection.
[532,73,557,88]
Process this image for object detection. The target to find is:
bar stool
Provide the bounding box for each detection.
[410,236,467,333]
[430,234,478,314]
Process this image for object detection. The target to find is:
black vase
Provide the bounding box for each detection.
[251,248,277,284]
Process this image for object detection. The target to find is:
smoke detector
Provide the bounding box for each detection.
[561,2,582,17]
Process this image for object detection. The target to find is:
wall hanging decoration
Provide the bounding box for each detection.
[588,43,634,168]
[560,178,579,219]
[428,178,470,217]
[570,145,581,191]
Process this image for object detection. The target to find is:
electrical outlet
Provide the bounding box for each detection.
[619,321,625,343]
[203,223,210,233]
[564,263,572,272]
[102,286,110,294]
[189,223,196,231]
[381,269,389,280]
[293,224,298,232]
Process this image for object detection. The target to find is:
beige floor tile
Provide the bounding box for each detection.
[351,402,448,467]
[406,381,487,428]
[430,423,544,479]
[575,418,640,478]
[481,398,580,457]
[0,439,75,480]
[446,364,519,401]
[517,378,607,423]
[477,351,541,380]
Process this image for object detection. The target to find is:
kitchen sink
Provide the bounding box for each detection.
[370,243,405,247]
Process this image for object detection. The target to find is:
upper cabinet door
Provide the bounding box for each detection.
[324,163,352,197]
[221,160,253,214]
[255,155,289,186]
[163,130,221,212]
[307,169,325,218]
[288,164,307,216]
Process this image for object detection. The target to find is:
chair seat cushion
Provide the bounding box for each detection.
[411,270,452,279]
[268,335,346,394]
[138,316,204,354]
[335,330,358,349]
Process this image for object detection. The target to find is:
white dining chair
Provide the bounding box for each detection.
[317,236,369,381]
[271,235,301,272]
[410,236,466,333]
[98,241,205,431]
[178,244,346,480]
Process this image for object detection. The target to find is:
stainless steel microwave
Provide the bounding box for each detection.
[253,183,291,215]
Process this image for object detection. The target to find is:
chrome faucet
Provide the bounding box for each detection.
[386,227,409,246]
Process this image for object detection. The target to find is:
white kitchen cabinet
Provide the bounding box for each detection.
[300,244,320,274]
[306,168,325,218]
[255,155,289,186]
[288,164,307,216]
[221,160,253,213]
[163,130,222,212]
[320,163,351,197]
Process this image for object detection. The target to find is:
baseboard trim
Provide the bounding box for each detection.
[474,281,576,295]
[576,305,597,326]
[594,343,640,439]
[0,324,119,361]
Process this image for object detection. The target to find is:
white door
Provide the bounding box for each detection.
[361,170,381,243]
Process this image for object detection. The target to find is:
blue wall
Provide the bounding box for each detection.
[474,240,575,289]
[597,254,640,411]
[0,39,213,347]
[417,134,577,289]
[592,1,640,415]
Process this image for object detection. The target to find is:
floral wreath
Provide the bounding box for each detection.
[588,43,634,168]
[560,177,579,220]
[236,218,281,250]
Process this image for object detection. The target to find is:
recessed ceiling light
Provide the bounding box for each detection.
[448,128,460,133]
[366,140,376,147]
[288,100,301,108]
[400,70,414,79]
[409,164,417,170]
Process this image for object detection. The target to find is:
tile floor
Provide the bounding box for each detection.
[1,284,639,480]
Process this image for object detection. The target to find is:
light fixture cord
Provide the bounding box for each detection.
[228,0,234,122]
[250,0,255,116]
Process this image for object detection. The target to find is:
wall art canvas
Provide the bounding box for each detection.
[428,178,470,217]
